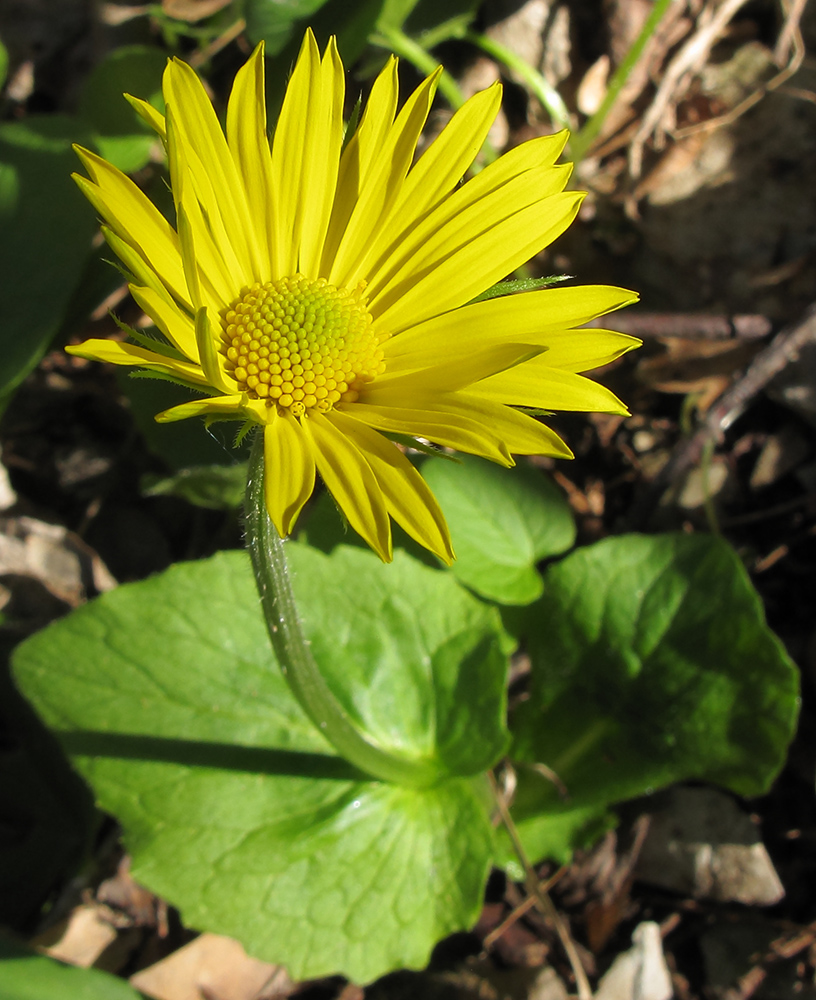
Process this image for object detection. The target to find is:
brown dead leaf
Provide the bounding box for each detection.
[577,55,610,115]
[161,0,232,22]
[636,337,762,409]
[97,856,161,929]
[129,933,289,1000]
[32,904,117,969]
[0,516,116,607]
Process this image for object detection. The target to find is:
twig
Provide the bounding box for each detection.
[605,311,771,340]
[489,771,593,999]
[627,303,816,527]
[721,492,816,527]
[774,0,808,66]
[672,0,806,141]
[188,17,246,68]
[629,0,753,178]
[707,303,816,432]
[483,866,569,949]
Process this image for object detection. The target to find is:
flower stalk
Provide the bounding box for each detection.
[244,431,442,788]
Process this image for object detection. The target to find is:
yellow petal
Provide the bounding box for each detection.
[327,410,454,563]
[355,83,502,278]
[100,226,183,309]
[366,162,571,311]
[320,56,399,275]
[361,131,568,302]
[225,43,273,278]
[194,306,237,394]
[129,285,198,361]
[155,393,246,423]
[356,389,574,458]
[268,31,318,275]
[124,93,167,140]
[540,327,641,372]
[263,413,316,536]
[326,68,442,288]
[381,286,640,373]
[298,38,345,276]
[72,148,187,304]
[432,393,574,457]
[368,342,545,395]
[66,338,208,385]
[373,192,584,334]
[347,399,512,466]
[163,56,263,281]
[302,410,392,561]
[472,362,630,414]
[166,109,243,309]
[173,191,203,310]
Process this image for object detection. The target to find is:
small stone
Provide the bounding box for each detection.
[635,786,785,905]
[595,922,673,1000]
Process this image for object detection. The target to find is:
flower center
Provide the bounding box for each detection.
[222,275,385,417]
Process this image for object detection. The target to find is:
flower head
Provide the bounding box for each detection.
[68,32,639,562]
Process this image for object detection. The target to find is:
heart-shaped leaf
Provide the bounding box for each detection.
[13,545,506,982]
[422,455,575,604]
[504,533,799,866]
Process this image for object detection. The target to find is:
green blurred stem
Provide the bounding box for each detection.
[700,437,722,536]
[371,25,466,110]
[570,0,676,162]
[245,432,441,788]
[464,30,572,134]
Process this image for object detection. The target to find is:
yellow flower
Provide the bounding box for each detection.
[68,31,639,563]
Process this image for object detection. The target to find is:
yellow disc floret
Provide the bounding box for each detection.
[221,274,385,417]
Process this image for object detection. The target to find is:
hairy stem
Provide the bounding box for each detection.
[244,431,441,787]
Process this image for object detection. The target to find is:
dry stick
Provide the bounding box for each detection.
[629,0,753,178]
[627,303,816,529]
[483,865,569,949]
[673,0,806,141]
[488,772,593,1000]
[188,17,247,68]
[775,0,809,66]
[605,311,771,340]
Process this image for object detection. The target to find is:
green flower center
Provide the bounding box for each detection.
[222,275,385,417]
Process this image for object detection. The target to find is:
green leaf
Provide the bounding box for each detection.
[0,117,98,403]
[0,939,146,1000]
[401,0,481,39]
[245,0,333,55]
[0,39,8,90]
[422,455,576,605]
[78,46,166,173]
[505,533,800,867]
[291,545,509,776]
[13,545,506,982]
[142,462,248,509]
